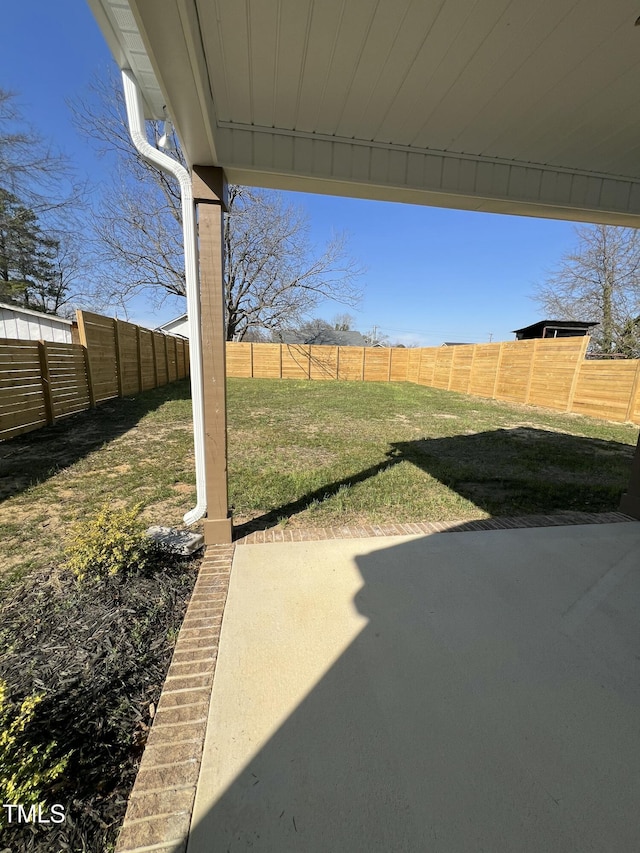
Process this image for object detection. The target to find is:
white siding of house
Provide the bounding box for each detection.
[0,306,73,343]
[159,316,190,338]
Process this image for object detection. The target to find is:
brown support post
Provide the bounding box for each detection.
[164,335,170,385]
[387,348,392,382]
[620,435,640,519]
[37,341,54,425]
[193,165,232,544]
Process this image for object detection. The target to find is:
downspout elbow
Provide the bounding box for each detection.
[121,69,207,525]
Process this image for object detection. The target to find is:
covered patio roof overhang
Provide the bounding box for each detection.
[87,0,640,541]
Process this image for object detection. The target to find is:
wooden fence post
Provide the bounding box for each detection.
[447,348,456,391]
[114,320,124,397]
[492,342,505,400]
[468,345,477,394]
[336,345,341,380]
[524,340,538,404]
[136,326,143,392]
[76,310,96,408]
[37,341,54,425]
[566,336,589,413]
[151,334,159,387]
[361,347,366,381]
[164,335,170,385]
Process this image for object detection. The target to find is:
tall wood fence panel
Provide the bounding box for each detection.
[227,339,640,425]
[282,345,309,379]
[1,312,189,441]
[46,342,91,420]
[78,310,119,403]
[0,340,48,440]
[468,343,502,397]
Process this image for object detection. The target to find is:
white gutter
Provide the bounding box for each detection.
[121,68,207,525]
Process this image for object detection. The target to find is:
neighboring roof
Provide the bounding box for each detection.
[0,302,73,325]
[156,313,188,331]
[279,329,368,347]
[442,342,473,347]
[512,320,599,336]
[88,0,640,226]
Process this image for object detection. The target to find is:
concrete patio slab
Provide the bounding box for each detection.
[188,522,640,852]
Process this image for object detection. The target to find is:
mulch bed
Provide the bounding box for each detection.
[0,552,201,852]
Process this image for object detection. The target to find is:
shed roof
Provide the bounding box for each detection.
[512,320,600,336]
[0,302,73,325]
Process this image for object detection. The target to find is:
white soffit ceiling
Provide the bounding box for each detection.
[88,0,640,224]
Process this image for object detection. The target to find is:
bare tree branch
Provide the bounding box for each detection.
[533,224,640,356]
[70,74,364,338]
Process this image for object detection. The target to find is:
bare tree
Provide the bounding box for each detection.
[224,187,362,340]
[0,88,82,216]
[332,312,355,331]
[71,71,364,337]
[534,224,640,355]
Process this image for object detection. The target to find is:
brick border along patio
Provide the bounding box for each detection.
[114,511,634,852]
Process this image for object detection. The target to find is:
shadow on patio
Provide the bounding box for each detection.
[187,519,640,852]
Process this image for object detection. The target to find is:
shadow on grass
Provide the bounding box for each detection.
[233,427,636,538]
[0,379,192,502]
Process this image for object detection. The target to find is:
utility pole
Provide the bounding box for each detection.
[488,332,493,343]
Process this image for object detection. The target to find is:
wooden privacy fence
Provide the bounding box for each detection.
[226,338,640,425]
[0,310,189,441]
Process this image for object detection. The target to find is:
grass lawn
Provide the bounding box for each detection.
[227,378,639,533]
[1,376,638,582]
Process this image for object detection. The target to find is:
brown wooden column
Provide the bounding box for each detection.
[193,166,232,544]
[620,435,640,519]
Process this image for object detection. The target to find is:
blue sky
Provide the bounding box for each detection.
[3,1,580,346]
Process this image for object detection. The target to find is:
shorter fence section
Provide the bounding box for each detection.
[0,311,189,441]
[226,338,640,425]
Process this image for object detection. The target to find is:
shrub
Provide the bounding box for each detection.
[0,679,70,806]
[64,504,159,583]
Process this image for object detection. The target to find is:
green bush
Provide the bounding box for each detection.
[0,679,70,806]
[64,504,159,583]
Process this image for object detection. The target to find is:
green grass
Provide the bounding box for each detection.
[227,379,639,531]
[1,377,638,581]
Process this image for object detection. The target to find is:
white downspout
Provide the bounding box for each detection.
[121,68,207,525]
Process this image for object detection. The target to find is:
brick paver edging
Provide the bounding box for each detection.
[114,544,234,853]
[235,511,635,543]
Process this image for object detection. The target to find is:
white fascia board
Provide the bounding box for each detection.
[216,125,640,226]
